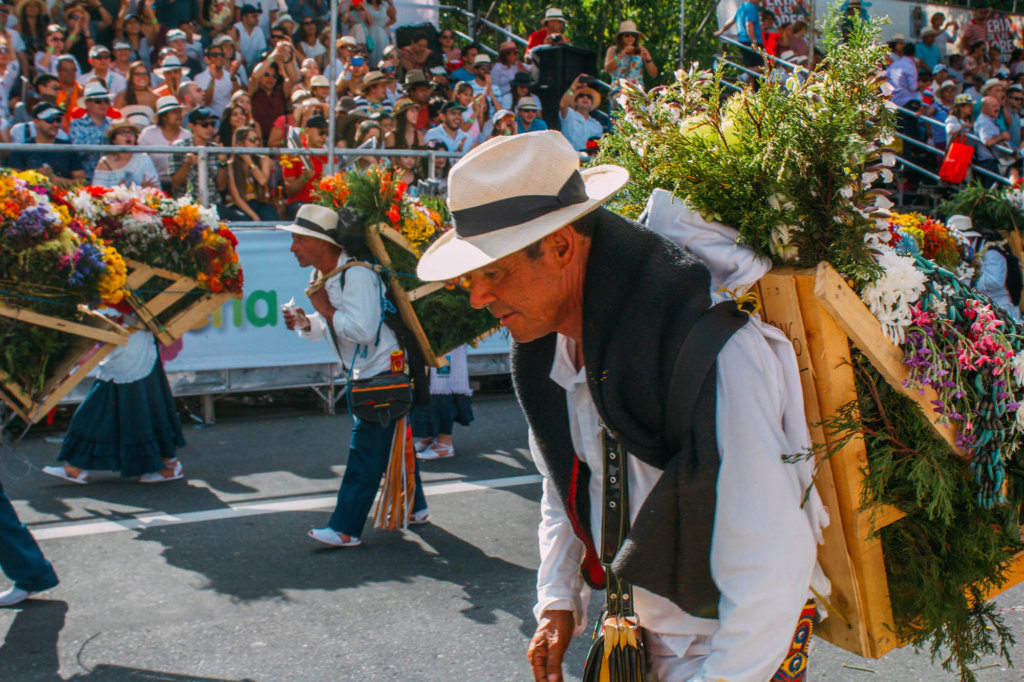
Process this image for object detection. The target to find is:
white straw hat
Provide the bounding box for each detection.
[278,204,342,246]
[416,131,628,282]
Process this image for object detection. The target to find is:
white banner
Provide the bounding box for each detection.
[163,229,510,373]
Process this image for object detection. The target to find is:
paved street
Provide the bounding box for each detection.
[2,391,1024,681]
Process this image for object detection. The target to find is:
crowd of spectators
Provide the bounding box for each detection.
[0,2,653,218]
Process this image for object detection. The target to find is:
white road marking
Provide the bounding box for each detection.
[29,474,542,541]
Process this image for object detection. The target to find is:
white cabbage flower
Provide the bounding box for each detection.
[769,224,800,261]
[859,247,927,344]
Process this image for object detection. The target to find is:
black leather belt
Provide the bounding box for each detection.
[601,428,635,618]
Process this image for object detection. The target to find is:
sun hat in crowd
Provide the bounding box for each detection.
[543,7,565,23]
[89,44,110,58]
[278,204,342,246]
[499,41,517,53]
[305,114,329,129]
[309,74,330,89]
[614,20,646,39]
[187,107,217,124]
[155,55,184,74]
[156,96,183,114]
[273,13,295,29]
[404,69,430,88]
[938,79,957,92]
[119,104,154,127]
[239,4,261,16]
[360,70,389,92]
[336,35,357,48]
[441,101,467,114]
[954,93,975,104]
[919,27,940,40]
[55,54,77,68]
[213,34,234,46]
[290,88,311,104]
[1009,84,1024,95]
[890,33,906,42]
[112,39,131,51]
[166,28,187,42]
[510,71,535,88]
[32,102,63,122]
[393,97,417,114]
[981,78,1004,94]
[491,108,514,125]
[416,131,629,282]
[473,54,492,67]
[515,95,541,111]
[932,63,948,75]
[83,81,110,101]
[106,118,140,142]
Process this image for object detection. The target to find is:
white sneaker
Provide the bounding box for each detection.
[307,527,361,547]
[408,509,430,525]
[0,587,32,607]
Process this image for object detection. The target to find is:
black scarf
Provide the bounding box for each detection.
[511,208,731,618]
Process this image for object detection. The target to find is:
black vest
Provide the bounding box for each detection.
[511,209,738,619]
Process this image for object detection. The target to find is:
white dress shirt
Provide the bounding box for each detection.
[531,325,828,681]
[296,252,399,380]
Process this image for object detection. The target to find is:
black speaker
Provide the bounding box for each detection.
[529,44,598,131]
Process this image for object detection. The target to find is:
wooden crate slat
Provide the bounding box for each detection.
[366,225,444,368]
[812,263,963,456]
[407,282,445,302]
[133,274,196,318]
[792,270,900,658]
[979,549,1024,603]
[124,261,158,289]
[0,303,130,346]
[124,259,193,285]
[26,342,117,423]
[158,292,236,344]
[755,273,870,654]
[123,260,233,346]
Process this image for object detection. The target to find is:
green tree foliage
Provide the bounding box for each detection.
[440,0,724,80]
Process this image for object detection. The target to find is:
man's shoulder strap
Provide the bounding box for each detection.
[305,260,381,297]
[664,300,749,452]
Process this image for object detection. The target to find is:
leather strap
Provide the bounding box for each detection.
[601,429,635,618]
[305,260,382,296]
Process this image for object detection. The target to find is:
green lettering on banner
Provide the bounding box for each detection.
[245,290,278,327]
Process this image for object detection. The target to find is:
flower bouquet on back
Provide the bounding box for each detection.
[598,9,1024,677]
[315,167,499,367]
[67,185,244,344]
[0,170,131,422]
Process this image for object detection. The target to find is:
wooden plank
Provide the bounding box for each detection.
[26,343,116,423]
[159,292,237,346]
[367,224,443,368]
[756,272,870,654]
[0,304,129,345]
[407,282,445,302]
[979,549,1024,603]
[793,270,900,658]
[813,262,964,457]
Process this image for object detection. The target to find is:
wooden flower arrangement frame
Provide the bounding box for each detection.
[365,224,499,369]
[0,303,130,424]
[124,260,240,347]
[755,262,1024,658]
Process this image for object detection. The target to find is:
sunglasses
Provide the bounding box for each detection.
[93,53,111,59]
[209,51,224,57]
[302,20,315,25]
[440,34,454,39]
[196,120,216,127]
[48,36,64,42]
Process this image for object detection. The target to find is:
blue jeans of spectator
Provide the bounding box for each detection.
[328,417,427,537]
[0,479,59,592]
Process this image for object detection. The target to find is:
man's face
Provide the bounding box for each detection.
[165,109,182,126]
[983,98,999,117]
[518,108,537,123]
[34,115,60,138]
[462,48,478,66]
[191,117,216,141]
[165,69,182,87]
[290,233,326,267]
[85,99,109,118]
[114,47,131,62]
[465,237,573,343]
[36,79,59,100]
[312,85,329,101]
[181,83,201,105]
[366,82,386,100]
[410,83,431,103]
[306,126,327,148]
[475,64,490,81]
[444,108,462,129]
[991,85,1006,102]
[244,12,258,28]
[91,53,111,71]
[206,49,225,69]
[56,61,77,86]
[170,39,186,57]
[575,93,593,114]
[1009,90,1024,111]
[545,19,565,35]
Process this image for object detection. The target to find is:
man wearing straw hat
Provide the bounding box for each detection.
[279,205,429,546]
[416,130,825,681]
[527,7,570,53]
[558,74,604,152]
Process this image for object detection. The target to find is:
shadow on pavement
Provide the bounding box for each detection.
[67,666,255,681]
[135,515,539,638]
[0,599,66,679]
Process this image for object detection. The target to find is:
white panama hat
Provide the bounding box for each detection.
[416,130,629,282]
[277,204,342,246]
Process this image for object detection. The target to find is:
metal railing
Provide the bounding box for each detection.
[439,5,529,48]
[715,37,1016,187]
[0,141,464,207]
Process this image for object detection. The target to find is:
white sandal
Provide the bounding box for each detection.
[41,465,89,485]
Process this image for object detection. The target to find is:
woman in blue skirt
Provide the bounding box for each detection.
[42,321,185,485]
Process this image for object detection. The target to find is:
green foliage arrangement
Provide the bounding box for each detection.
[826,355,1021,681]
[598,11,896,284]
[936,182,1024,235]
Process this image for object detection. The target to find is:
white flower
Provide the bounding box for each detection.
[881,152,897,167]
[879,134,895,145]
[879,81,895,97]
[880,168,894,183]
[873,194,894,210]
[1012,352,1024,388]
[840,185,855,199]
[769,224,800,261]
[1016,404,1024,432]
[859,247,927,344]
[861,171,879,187]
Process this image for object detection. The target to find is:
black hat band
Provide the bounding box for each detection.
[451,170,587,238]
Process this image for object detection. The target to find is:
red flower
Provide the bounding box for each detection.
[219,228,239,247]
[394,181,407,204]
[86,185,112,198]
[386,204,401,225]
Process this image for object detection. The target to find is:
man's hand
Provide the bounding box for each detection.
[308,286,334,320]
[528,609,574,682]
[283,306,311,331]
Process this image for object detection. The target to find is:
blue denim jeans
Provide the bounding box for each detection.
[328,417,427,538]
[0,479,58,592]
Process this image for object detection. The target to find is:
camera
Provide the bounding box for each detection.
[549,33,564,43]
